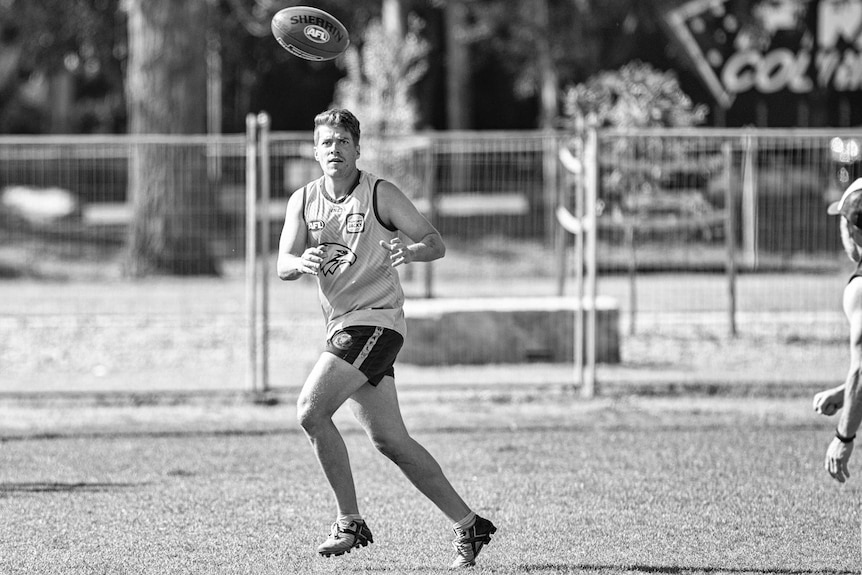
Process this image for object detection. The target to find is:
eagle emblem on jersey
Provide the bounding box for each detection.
[320,242,357,276]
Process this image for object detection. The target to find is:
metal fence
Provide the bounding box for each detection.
[585,128,857,393]
[589,129,854,321]
[0,127,858,396]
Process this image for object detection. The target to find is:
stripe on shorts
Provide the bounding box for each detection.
[352,326,384,370]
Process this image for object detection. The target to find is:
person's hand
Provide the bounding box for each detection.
[826,437,854,483]
[379,237,412,267]
[813,387,844,416]
[299,246,326,275]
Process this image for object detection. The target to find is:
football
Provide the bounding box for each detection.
[271,6,350,62]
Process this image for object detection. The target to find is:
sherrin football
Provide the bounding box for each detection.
[271,6,350,61]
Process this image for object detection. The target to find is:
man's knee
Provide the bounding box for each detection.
[370,432,412,463]
[296,395,327,434]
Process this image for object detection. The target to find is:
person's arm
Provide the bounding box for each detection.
[277,190,325,280]
[825,281,862,482]
[375,180,445,267]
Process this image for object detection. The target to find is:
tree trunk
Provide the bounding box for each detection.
[47,70,74,133]
[382,0,405,37]
[534,0,558,129]
[124,0,219,276]
[445,0,471,129]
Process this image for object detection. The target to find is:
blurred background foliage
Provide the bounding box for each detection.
[562,60,711,225]
[0,0,708,135]
[333,14,429,136]
[563,61,708,130]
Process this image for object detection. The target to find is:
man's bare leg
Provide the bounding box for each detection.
[297,353,368,516]
[348,375,471,522]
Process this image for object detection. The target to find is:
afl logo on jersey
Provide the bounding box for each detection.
[308,220,325,231]
[346,213,365,233]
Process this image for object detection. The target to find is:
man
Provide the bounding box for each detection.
[813,177,862,486]
[277,109,496,568]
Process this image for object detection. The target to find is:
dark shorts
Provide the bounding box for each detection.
[325,326,404,386]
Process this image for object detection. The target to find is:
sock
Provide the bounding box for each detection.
[453,511,476,532]
[337,513,363,529]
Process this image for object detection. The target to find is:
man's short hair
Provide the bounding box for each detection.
[828,178,862,228]
[313,109,361,145]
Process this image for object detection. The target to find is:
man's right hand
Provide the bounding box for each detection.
[300,246,327,275]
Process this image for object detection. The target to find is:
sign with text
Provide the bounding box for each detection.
[665,0,862,108]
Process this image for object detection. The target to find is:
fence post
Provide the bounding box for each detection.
[245,113,259,393]
[543,130,560,249]
[555,133,572,296]
[572,139,586,395]
[423,137,436,298]
[723,141,738,337]
[257,112,271,392]
[741,134,758,268]
[557,137,587,393]
[582,128,599,398]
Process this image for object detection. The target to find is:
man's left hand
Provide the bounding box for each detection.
[379,237,412,267]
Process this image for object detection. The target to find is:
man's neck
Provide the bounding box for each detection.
[325,169,360,200]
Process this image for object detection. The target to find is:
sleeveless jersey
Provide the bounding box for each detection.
[302,171,406,338]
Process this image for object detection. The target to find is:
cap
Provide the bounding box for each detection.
[828,178,862,226]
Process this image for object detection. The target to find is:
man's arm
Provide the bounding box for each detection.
[375,181,445,267]
[277,190,324,280]
[825,281,862,482]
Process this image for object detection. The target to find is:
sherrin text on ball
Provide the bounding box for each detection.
[271,6,349,61]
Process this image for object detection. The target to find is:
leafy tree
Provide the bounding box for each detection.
[561,60,710,223]
[331,11,429,195]
[332,15,429,136]
[563,60,708,130]
[560,60,712,335]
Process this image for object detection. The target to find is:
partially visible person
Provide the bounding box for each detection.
[813,178,862,487]
[277,108,496,568]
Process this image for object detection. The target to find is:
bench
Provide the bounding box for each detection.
[412,192,529,217]
[400,296,620,366]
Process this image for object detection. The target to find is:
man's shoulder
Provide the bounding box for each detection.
[361,171,396,193]
[375,179,401,194]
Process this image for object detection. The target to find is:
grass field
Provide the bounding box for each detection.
[1,389,860,574]
[2,243,860,573]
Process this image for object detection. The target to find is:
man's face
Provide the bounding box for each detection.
[313,125,359,179]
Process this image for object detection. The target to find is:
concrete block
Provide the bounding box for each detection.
[400,296,620,365]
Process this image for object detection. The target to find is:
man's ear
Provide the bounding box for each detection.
[356,144,360,158]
